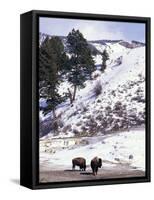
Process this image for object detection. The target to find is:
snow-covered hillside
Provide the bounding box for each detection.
[40,41,145,138]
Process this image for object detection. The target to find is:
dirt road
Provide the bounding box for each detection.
[39,163,145,183]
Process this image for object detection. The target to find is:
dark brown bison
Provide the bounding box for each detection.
[72,157,86,171]
[91,157,102,175]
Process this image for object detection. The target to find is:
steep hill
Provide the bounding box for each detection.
[39,40,145,138]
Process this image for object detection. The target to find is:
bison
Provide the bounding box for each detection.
[72,157,86,171]
[91,157,102,175]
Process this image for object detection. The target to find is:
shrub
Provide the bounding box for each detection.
[73,129,80,135]
[62,124,72,133]
[58,120,64,128]
[92,70,101,80]
[39,119,51,137]
[76,121,82,126]
[80,102,88,113]
[93,81,102,96]
[52,120,59,134]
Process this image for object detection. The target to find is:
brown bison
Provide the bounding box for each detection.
[72,157,86,171]
[91,157,102,175]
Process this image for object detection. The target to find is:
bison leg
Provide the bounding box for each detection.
[96,168,98,175]
[93,167,98,176]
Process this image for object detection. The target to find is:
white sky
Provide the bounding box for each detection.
[40,17,145,42]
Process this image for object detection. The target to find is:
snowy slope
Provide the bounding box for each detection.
[39,41,145,138]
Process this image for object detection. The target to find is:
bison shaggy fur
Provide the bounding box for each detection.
[91,157,102,175]
[72,157,86,171]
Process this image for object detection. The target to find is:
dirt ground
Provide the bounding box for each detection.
[39,163,145,183]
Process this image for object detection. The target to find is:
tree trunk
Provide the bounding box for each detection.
[72,84,77,101]
[67,88,73,104]
[52,108,56,119]
[101,61,106,72]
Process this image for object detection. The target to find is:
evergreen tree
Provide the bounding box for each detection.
[67,29,95,102]
[101,49,109,72]
[39,36,68,118]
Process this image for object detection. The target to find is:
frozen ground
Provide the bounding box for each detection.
[40,128,145,182]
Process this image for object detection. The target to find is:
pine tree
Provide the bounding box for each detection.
[67,29,95,102]
[39,36,68,118]
[101,49,109,72]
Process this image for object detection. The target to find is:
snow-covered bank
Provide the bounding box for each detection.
[40,128,145,171]
[39,44,145,138]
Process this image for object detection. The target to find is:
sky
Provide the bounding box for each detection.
[39,17,145,43]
